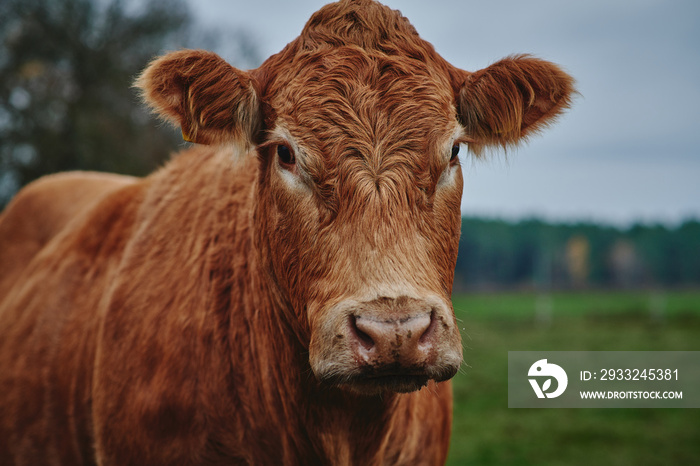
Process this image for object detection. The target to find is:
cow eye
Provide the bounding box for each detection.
[450,144,460,163]
[277,145,296,167]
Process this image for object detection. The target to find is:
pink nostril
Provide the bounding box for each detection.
[350,315,375,350]
[418,309,437,344]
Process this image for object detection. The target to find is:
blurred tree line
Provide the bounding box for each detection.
[0,0,260,206]
[456,217,700,291]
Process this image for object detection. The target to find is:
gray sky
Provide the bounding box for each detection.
[192,0,700,226]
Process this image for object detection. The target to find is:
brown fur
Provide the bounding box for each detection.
[454,54,576,154]
[0,1,574,464]
[135,50,262,146]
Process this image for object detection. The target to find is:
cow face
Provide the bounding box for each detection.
[256,43,465,394]
[137,0,574,394]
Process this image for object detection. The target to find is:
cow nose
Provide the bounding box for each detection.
[309,294,462,392]
[349,310,436,365]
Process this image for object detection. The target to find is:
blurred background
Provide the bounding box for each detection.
[1,0,698,464]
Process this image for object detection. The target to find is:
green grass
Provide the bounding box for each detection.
[451,289,700,321]
[446,290,700,466]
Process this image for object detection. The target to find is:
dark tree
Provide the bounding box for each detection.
[0,0,195,205]
[456,217,700,290]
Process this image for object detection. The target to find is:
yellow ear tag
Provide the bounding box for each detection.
[182,130,193,143]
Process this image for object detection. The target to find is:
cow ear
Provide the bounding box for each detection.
[455,55,575,154]
[135,49,262,147]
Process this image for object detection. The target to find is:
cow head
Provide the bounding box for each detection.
[136,0,574,395]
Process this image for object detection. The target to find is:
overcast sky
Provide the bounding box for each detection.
[191,0,700,227]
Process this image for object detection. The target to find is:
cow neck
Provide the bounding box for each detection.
[211,150,407,463]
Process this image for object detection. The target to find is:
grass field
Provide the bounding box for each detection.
[446,290,700,465]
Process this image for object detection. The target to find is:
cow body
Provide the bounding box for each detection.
[0,1,573,464]
[0,150,451,465]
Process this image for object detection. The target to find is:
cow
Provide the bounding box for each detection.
[0,0,574,464]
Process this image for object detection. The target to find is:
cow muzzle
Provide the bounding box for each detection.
[309,295,463,395]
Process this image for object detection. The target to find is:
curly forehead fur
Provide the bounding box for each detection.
[257,0,459,210]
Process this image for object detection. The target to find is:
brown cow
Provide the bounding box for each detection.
[0,0,574,464]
